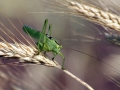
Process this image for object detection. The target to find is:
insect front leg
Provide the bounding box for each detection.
[52,52,57,61]
[36,41,44,54]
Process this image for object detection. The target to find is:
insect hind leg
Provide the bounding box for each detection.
[37,19,48,53]
[41,19,48,34]
[45,24,52,40]
[40,19,48,44]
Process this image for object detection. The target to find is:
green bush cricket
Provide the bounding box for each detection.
[22,19,65,70]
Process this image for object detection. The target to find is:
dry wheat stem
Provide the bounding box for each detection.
[67,1,120,32]
[62,70,94,90]
[0,41,94,90]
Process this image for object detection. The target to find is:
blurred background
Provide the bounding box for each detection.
[0,0,120,90]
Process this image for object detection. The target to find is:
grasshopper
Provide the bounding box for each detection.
[22,19,65,69]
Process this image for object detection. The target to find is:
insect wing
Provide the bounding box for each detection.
[23,25,41,40]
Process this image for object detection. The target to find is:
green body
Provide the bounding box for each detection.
[23,19,65,69]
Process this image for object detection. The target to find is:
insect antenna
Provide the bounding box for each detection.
[62,47,120,75]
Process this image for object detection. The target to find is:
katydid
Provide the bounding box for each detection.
[22,19,65,69]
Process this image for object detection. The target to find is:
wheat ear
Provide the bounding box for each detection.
[0,41,60,67]
[63,1,120,32]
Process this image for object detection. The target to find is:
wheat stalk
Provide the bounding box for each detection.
[0,41,94,90]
